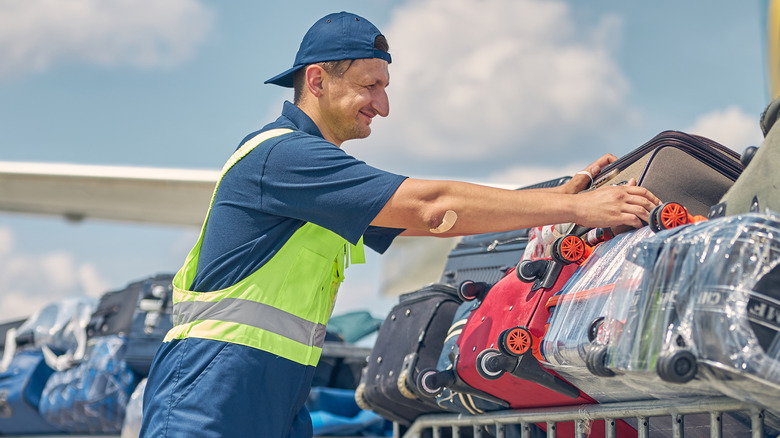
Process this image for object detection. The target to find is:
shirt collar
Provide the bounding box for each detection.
[280,101,324,139]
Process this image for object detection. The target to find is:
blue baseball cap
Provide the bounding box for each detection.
[265,11,392,88]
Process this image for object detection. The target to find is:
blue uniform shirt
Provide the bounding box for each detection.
[191,101,408,292]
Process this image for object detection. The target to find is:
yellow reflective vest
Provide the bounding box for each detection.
[164,128,365,367]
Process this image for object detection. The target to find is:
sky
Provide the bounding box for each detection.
[0,0,771,324]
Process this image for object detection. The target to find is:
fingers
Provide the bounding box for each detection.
[624,184,662,207]
[590,153,617,172]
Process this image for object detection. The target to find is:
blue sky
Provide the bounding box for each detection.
[0,0,771,322]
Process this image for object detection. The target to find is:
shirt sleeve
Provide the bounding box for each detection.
[259,133,408,245]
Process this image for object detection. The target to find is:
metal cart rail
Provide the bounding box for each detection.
[401,396,770,438]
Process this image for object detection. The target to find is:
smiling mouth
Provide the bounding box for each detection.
[359,111,374,123]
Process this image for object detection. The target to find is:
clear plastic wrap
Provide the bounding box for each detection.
[538,227,720,403]
[598,212,780,412]
[14,296,97,353]
[38,335,138,434]
[542,226,655,368]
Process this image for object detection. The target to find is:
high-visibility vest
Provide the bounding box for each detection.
[164,128,365,367]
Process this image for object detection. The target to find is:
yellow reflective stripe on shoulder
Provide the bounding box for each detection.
[220,128,293,176]
[163,320,322,366]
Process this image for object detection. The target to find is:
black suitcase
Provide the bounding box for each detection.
[355,284,461,425]
[124,274,174,376]
[589,130,743,218]
[87,281,143,339]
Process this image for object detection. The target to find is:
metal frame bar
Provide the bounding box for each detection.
[402,396,765,438]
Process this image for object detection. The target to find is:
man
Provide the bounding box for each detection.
[140,11,660,438]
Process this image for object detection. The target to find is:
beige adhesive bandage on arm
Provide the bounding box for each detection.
[429,210,458,234]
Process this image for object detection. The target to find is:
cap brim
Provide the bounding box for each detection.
[264,65,301,88]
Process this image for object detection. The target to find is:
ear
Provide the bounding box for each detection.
[305,65,326,98]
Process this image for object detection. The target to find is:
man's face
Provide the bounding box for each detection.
[320,58,389,144]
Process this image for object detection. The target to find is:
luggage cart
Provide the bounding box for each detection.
[401,396,771,438]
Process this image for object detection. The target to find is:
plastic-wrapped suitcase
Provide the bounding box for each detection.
[355,283,461,426]
[540,226,759,438]
[591,213,780,432]
[588,130,742,220]
[39,335,138,434]
[542,227,656,381]
[0,349,63,435]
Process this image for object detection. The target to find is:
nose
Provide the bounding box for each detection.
[373,88,389,118]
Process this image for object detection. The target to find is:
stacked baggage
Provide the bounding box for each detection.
[359,129,758,436]
[0,273,176,435]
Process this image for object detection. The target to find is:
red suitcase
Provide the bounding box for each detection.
[454,259,637,437]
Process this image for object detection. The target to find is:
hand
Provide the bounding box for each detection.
[573,178,661,229]
[559,154,617,194]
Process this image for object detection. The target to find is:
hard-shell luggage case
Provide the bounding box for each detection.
[588,213,780,434]
[541,227,656,393]
[710,97,780,218]
[0,349,63,435]
[355,283,461,426]
[124,274,174,376]
[589,130,743,218]
[539,226,759,438]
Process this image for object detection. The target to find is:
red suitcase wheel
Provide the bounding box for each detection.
[498,326,532,357]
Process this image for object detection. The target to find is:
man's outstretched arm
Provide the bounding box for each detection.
[371,176,660,237]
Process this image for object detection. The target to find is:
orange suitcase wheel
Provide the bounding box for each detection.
[498,326,532,357]
[552,235,585,265]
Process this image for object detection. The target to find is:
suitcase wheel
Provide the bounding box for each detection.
[656,350,697,383]
[516,259,548,283]
[354,383,370,410]
[650,202,690,232]
[458,280,489,301]
[585,344,615,377]
[416,368,452,397]
[741,145,758,167]
[552,235,585,265]
[587,317,605,343]
[475,349,507,380]
[498,326,532,357]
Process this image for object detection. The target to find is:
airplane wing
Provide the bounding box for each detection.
[0,161,219,227]
[0,161,526,300]
[0,161,516,227]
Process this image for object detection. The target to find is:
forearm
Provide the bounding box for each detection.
[373,179,580,235]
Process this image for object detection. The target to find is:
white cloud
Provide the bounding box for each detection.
[0,0,213,79]
[351,0,632,176]
[686,106,764,152]
[0,226,109,323]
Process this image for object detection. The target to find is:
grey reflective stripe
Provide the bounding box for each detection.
[173,298,327,348]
